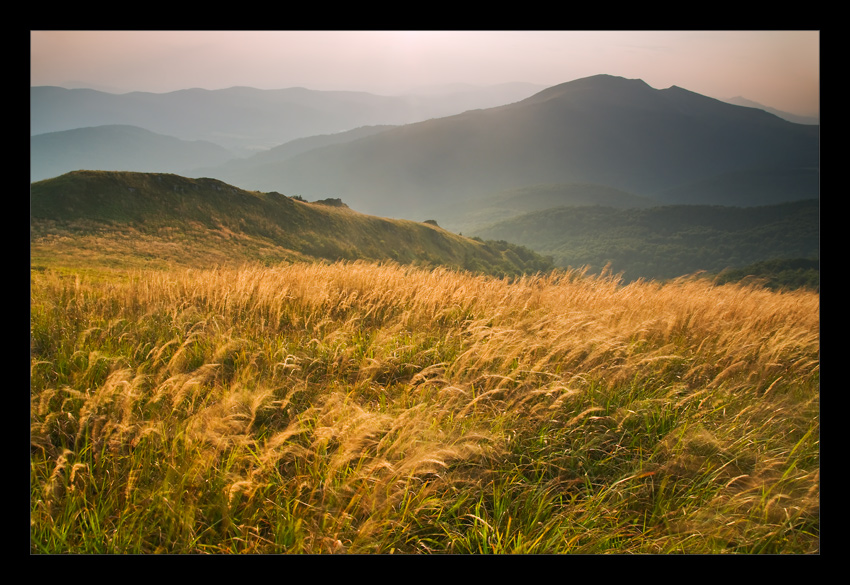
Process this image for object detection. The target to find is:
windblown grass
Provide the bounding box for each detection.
[31,261,819,553]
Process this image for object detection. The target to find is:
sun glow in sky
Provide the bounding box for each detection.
[30,30,820,117]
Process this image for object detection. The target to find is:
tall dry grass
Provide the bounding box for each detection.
[31,261,819,553]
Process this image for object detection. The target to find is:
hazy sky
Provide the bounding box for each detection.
[31,30,820,116]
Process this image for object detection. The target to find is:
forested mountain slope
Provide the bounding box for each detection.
[473,199,819,283]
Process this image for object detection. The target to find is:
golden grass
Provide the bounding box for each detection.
[30,261,819,553]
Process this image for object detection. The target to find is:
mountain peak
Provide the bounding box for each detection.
[518,74,655,107]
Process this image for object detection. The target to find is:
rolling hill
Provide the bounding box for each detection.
[30,170,552,276]
[473,199,819,283]
[207,74,818,221]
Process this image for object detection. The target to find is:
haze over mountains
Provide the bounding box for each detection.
[30,125,234,181]
[31,74,819,285]
[31,75,818,222]
[722,96,819,126]
[31,82,546,155]
[214,75,817,220]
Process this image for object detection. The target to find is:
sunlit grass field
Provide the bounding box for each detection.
[30,261,819,553]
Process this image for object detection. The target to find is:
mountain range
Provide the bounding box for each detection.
[31,76,819,221]
[30,74,819,285]
[30,82,546,155]
[210,74,817,220]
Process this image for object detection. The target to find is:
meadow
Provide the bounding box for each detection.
[30,261,819,553]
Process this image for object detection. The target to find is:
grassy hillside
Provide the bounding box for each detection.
[30,171,552,277]
[29,167,820,554]
[474,199,819,284]
[31,262,819,553]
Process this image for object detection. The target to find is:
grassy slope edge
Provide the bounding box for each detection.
[31,170,552,277]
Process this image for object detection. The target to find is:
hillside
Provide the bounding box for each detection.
[208,75,819,220]
[653,167,820,207]
[30,171,552,276]
[473,199,819,283]
[30,125,234,182]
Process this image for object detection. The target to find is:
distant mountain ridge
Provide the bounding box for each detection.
[722,96,819,125]
[210,74,818,220]
[30,83,544,155]
[31,75,819,225]
[30,124,233,182]
[190,125,397,179]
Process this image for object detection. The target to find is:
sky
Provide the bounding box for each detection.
[30,30,820,117]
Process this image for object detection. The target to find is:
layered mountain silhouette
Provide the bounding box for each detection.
[190,124,397,179]
[30,83,545,155]
[30,125,233,182]
[208,75,818,220]
[31,75,819,227]
[723,96,819,125]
